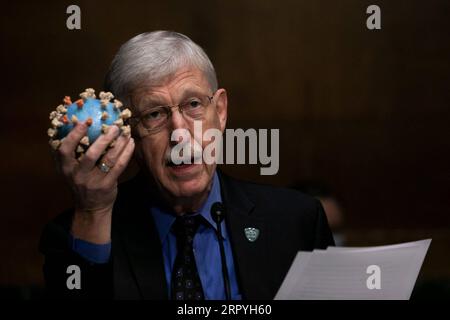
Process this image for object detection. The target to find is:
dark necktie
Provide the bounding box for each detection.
[171,214,205,300]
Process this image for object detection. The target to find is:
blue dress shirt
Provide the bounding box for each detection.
[71,172,242,300]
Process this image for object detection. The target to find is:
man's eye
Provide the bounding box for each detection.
[143,110,162,120]
[188,100,202,108]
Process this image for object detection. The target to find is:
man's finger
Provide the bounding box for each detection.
[58,122,88,161]
[99,134,131,168]
[79,125,120,170]
[104,138,135,183]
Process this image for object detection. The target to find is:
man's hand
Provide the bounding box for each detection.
[55,122,135,244]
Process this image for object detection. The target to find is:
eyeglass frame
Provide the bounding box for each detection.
[128,90,217,136]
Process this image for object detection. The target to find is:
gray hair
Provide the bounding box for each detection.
[104,31,218,106]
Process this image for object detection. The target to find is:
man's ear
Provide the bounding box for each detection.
[214,88,228,133]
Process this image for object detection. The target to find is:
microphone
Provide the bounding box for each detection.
[210,202,231,300]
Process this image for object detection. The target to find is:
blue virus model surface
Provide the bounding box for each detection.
[48,88,132,158]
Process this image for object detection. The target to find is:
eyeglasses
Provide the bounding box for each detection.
[129,93,215,136]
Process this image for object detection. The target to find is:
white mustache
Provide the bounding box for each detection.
[165,139,203,164]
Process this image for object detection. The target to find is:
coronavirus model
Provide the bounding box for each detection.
[47,88,132,159]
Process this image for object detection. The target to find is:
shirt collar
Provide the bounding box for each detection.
[151,171,224,244]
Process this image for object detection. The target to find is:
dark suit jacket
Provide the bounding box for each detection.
[39,171,334,299]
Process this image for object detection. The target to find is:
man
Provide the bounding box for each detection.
[40,31,334,300]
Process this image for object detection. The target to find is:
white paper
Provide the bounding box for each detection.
[274,239,431,300]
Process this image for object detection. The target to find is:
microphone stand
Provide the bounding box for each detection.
[211,202,231,300]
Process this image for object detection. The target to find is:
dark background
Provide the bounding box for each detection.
[1,0,449,298]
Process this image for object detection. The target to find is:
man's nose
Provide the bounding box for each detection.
[167,107,193,146]
[168,106,189,131]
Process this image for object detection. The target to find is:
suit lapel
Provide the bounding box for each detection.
[219,172,273,299]
[113,174,168,299]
